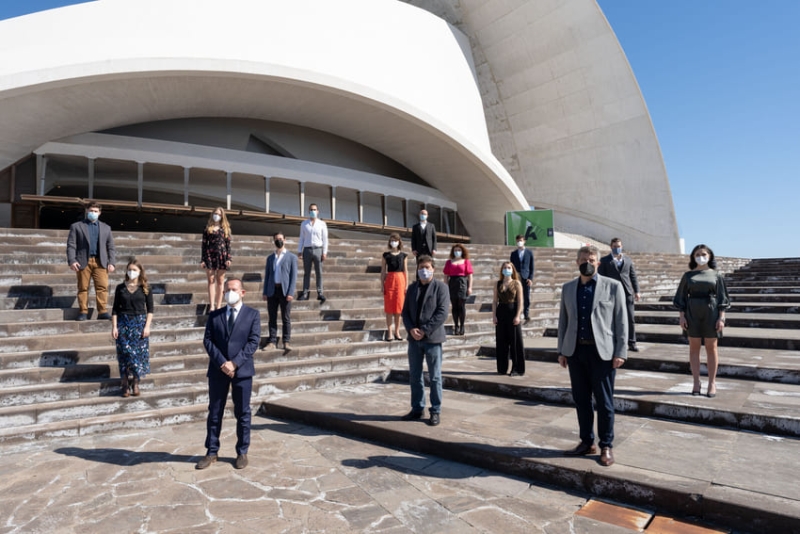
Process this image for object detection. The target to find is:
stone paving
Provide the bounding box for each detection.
[0,416,655,534]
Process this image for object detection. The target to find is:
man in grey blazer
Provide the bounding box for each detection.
[598,237,641,351]
[401,255,449,426]
[557,245,627,466]
[262,232,298,351]
[66,202,116,321]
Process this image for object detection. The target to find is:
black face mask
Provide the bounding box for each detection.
[579,262,596,277]
[274,240,284,249]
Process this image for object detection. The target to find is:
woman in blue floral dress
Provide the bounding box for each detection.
[112,258,154,397]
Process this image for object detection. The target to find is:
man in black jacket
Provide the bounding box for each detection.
[598,238,641,351]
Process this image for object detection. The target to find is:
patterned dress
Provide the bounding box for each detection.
[113,283,154,380]
[202,228,231,270]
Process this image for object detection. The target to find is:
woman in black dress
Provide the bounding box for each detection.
[492,261,525,376]
[112,258,154,397]
[673,244,730,397]
[201,207,231,311]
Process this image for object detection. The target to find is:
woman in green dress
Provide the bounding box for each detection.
[673,244,730,398]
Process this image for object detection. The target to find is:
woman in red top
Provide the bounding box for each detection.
[381,233,408,341]
[443,244,473,335]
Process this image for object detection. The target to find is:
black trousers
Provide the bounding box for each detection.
[566,343,616,448]
[267,285,292,342]
[495,303,525,375]
[625,295,636,344]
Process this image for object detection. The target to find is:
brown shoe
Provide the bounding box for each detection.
[120,376,130,398]
[599,447,615,466]
[235,454,248,469]
[564,442,597,456]
[132,379,140,397]
[195,454,217,470]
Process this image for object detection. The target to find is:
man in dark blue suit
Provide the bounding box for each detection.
[196,278,261,470]
[510,234,535,321]
[262,232,298,351]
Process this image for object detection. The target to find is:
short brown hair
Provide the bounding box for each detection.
[515,234,525,241]
[86,201,102,211]
[417,255,434,268]
[610,237,622,246]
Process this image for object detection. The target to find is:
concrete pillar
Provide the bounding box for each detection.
[226,171,232,210]
[183,167,190,206]
[264,176,271,213]
[402,198,408,228]
[357,190,364,223]
[330,186,337,220]
[381,195,387,226]
[299,182,305,217]
[137,162,144,207]
[87,158,95,199]
[36,154,47,196]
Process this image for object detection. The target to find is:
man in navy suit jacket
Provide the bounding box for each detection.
[262,232,298,351]
[510,234,535,320]
[196,278,261,470]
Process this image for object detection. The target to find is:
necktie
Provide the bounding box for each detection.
[228,308,236,333]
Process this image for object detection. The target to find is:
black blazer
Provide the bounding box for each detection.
[598,254,640,298]
[411,222,437,256]
[401,279,449,343]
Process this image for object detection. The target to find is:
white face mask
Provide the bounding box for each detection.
[127,270,140,280]
[389,241,399,249]
[695,255,709,266]
[418,268,433,281]
[212,214,221,223]
[225,290,241,306]
[453,250,462,258]
[517,241,525,248]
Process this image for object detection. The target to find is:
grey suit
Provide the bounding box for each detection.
[66,219,116,315]
[598,253,639,345]
[557,274,627,449]
[263,250,298,343]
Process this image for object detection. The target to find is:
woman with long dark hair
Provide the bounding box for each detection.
[492,261,525,376]
[442,243,473,335]
[673,244,730,398]
[201,207,232,311]
[112,258,154,397]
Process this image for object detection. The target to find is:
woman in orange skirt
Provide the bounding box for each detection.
[381,232,408,341]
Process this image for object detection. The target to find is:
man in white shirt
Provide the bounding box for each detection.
[297,203,329,302]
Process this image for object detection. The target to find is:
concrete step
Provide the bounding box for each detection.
[637,301,800,314]
[517,337,800,384]
[259,381,800,534]
[635,310,800,329]
[660,293,800,303]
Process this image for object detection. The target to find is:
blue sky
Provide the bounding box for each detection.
[2,1,796,259]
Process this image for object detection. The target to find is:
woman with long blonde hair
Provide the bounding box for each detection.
[200,207,232,311]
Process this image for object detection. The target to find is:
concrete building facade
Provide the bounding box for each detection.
[0,0,680,251]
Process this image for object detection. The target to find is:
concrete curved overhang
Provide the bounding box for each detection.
[0,0,529,242]
[409,0,681,252]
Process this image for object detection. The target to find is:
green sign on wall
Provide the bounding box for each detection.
[505,210,555,247]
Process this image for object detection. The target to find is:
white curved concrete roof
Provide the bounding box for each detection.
[0,0,681,251]
[410,0,680,252]
[0,0,528,242]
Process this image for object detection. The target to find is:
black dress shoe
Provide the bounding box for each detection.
[401,410,423,421]
[297,292,309,301]
[428,412,440,426]
[564,442,597,456]
[76,313,88,321]
[97,312,112,320]
[195,454,217,470]
[599,447,615,466]
[317,293,326,303]
[235,454,248,469]
[628,343,639,352]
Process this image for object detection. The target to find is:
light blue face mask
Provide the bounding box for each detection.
[418,268,433,281]
[87,212,99,222]
[419,214,427,221]
[454,250,462,258]
[309,210,318,219]
[612,247,622,255]
[502,268,512,277]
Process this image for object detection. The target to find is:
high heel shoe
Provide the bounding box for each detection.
[121,376,130,398]
[384,331,391,342]
[393,331,403,341]
[132,379,140,397]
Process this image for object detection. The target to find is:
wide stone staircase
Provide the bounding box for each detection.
[1,229,798,532]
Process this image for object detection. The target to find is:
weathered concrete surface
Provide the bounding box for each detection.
[260,382,800,533]
[0,416,657,534]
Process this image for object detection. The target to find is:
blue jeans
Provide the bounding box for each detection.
[407,340,443,414]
